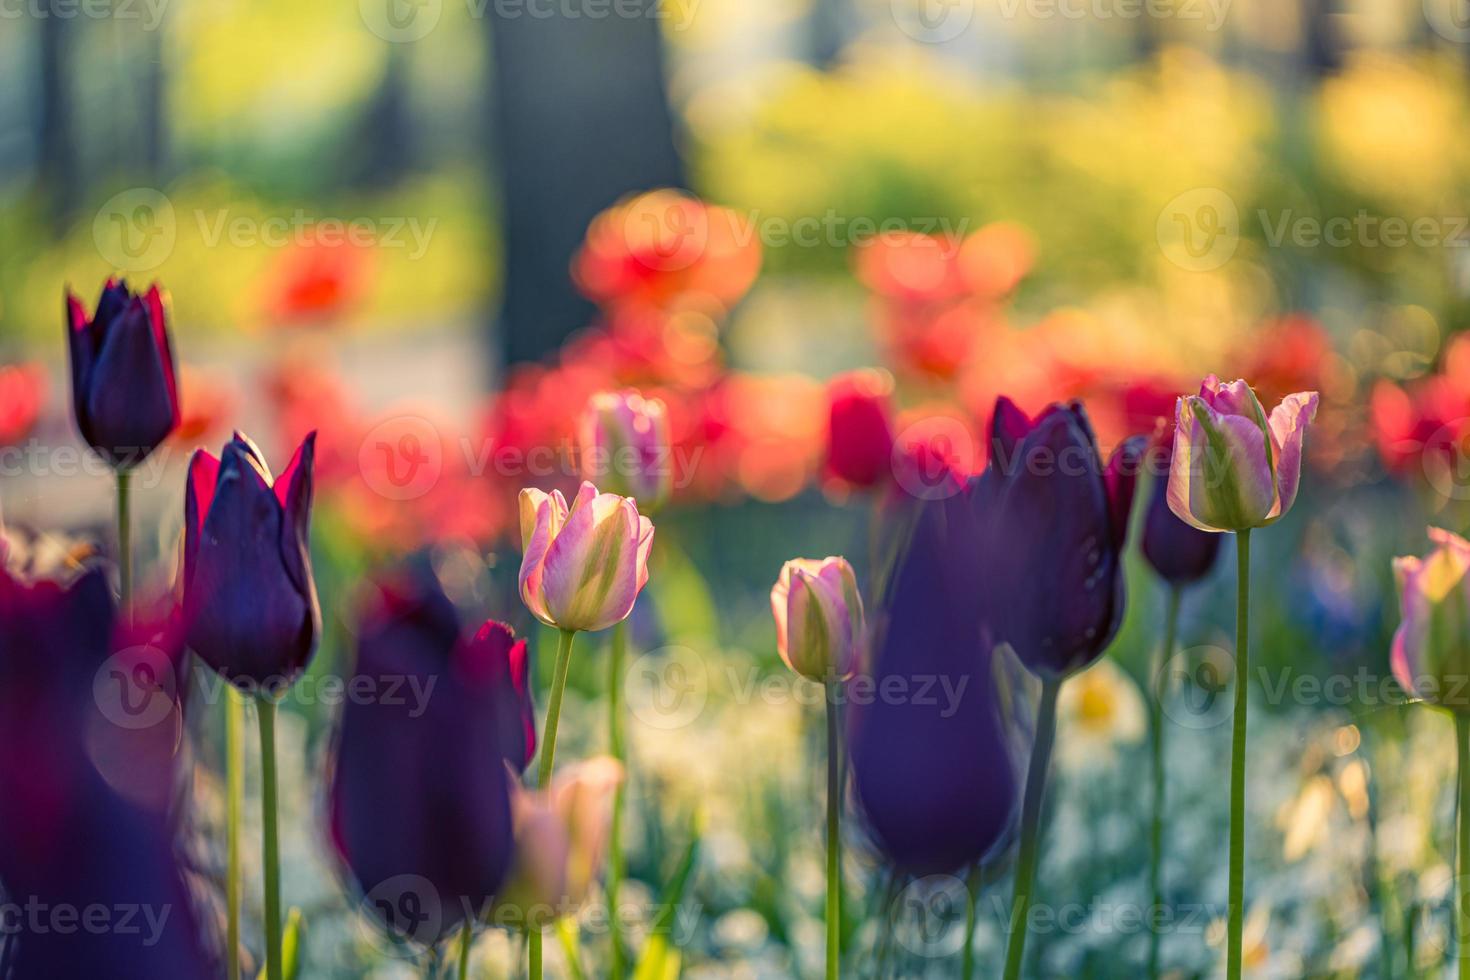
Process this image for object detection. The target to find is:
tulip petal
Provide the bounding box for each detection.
[1103,435,1146,549]
[143,284,179,428]
[275,432,317,596]
[990,396,1034,466]
[541,493,640,632]
[82,297,177,465]
[1169,397,1277,532]
[1264,391,1318,522]
[517,489,563,627]
[183,449,221,589]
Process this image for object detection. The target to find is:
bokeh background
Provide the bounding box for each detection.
[6,0,1470,976]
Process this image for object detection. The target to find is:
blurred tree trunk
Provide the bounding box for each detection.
[139,26,169,182]
[806,0,851,68]
[486,5,684,367]
[1300,0,1341,77]
[347,43,414,189]
[38,13,77,233]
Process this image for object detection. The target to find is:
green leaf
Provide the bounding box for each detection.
[556,918,588,980]
[256,907,304,980]
[633,810,703,980]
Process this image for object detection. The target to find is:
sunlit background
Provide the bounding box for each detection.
[6,0,1470,975]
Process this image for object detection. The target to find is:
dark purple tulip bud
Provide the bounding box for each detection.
[0,567,211,977]
[183,431,319,693]
[65,279,180,468]
[327,565,519,947]
[1141,424,1221,587]
[983,397,1145,679]
[849,478,1021,876]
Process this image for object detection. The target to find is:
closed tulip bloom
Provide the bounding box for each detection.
[579,390,672,509]
[1167,375,1318,533]
[825,369,895,490]
[495,757,624,930]
[1391,528,1470,712]
[849,485,1019,876]
[518,481,654,633]
[771,556,864,681]
[65,279,180,468]
[1142,426,1221,587]
[984,398,1144,678]
[0,568,209,977]
[328,566,520,945]
[183,432,319,691]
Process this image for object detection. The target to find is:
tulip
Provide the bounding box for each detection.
[183,431,319,690]
[494,758,624,931]
[517,480,652,980]
[579,390,672,509]
[1166,375,1316,980]
[0,567,209,977]
[771,554,865,980]
[771,556,864,682]
[1166,375,1318,533]
[1143,425,1223,589]
[183,430,317,980]
[1392,528,1470,979]
[980,397,1144,980]
[576,393,665,980]
[824,370,895,490]
[66,279,180,610]
[328,565,521,953]
[519,481,654,636]
[984,397,1144,679]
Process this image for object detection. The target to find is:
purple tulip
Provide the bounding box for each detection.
[1141,426,1221,587]
[849,469,1021,876]
[65,279,180,468]
[0,567,210,977]
[983,397,1144,679]
[183,432,318,692]
[327,564,522,946]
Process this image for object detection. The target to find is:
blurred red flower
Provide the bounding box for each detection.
[0,363,46,447]
[263,239,374,327]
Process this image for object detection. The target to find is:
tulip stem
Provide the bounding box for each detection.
[825,679,842,980]
[608,620,628,980]
[1001,675,1060,980]
[529,628,577,980]
[1148,586,1181,980]
[1226,528,1250,980]
[1458,711,1470,979]
[962,867,979,980]
[226,687,245,980]
[116,468,132,620]
[457,920,472,980]
[258,696,283,980]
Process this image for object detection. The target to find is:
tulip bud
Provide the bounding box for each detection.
[494,757,624,930]
[65,279,180,468]
[579,390,672,509]
[1141,424,1221,587]
[981,398,1144,679]
[771,557,864,681]
[518,481,654,633]
[183,431,319,692]
[1167,375,1318,533]
[1391,528,1470,712]
[328,564,520,945]
[825,370,895,490]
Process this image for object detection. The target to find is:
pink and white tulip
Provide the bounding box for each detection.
[518,481,654,633]
[1167,375,1318,533]
[579,390,672,509]
[771,556,864,681]
[1392,528,1470,712]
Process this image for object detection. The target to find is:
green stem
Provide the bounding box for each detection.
[608,620,628,980]
[962,867,978,980]
[1226,528,1251,980]
[258,697,283,980]
[116,468,132,619]
[226,688,245,980]
[1458,711,1470,980]
[825,680,842,980]
[529,628,577,980]
[1001,676,1061,980]
[1149,586,1182,980]
[457,919,472,980]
